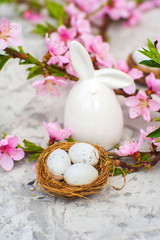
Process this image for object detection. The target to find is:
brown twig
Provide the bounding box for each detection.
[5,48,28,60]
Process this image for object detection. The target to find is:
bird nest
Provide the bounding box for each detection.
[127,54,160,85]
[36,142,112,199]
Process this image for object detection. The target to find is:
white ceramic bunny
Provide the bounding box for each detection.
[64,41,133,150]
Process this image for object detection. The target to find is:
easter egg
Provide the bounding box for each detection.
[68,142,99,166]
[47,149,71,180]
[64,163,98,186]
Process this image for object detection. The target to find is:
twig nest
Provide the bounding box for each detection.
[36,142,111,198]
[127,50,160,85]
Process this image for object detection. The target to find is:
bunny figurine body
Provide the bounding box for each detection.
[64,41,133,150]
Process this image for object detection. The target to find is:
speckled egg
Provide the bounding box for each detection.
[64,163,98,186]
[68,143,99,166]
[47,149,71,180]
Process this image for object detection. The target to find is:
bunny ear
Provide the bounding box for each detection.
[95,68,133,89]
[69,41,95,80]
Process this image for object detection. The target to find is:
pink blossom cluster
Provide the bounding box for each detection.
[23,10,44,23]
[124,73,160,122]
[114,60,143,94]
[45,5,113,73]
[43,121,72,141]
[145,73,160,97]
[0,135,25,171]
[32,76,68,97]
[116,125,160,156]
[65,0,160,27]
[125,89,160,122]
[0,18,22,50]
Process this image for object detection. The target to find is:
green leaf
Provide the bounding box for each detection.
[27,65,43,79]
[27,53,40,65]
[155,138,160,143]
[45,0,66,24]
[46,64,66,77]
[144,165,151,170]
[23,139,44,153]
[147,38,159,55]
[65,136,76,142]
[28,153,41,162]
[155,117,160,121]
[33,22,56,37]
[139,39,160,66]
[2,132,7,138]
[140,153,150,162]
[18,46,25,54]
[0,0,13,4]
[30,0,42,10]
[147,127,160,138]
[0,54,11,71]
[110,167,128,176]
[139,60,160,68]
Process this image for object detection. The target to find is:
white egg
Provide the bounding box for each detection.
[47,149,71,180]
[64,163,98,186]
[68,142,99,166]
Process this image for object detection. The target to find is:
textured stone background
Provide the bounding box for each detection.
[0,5,160,240]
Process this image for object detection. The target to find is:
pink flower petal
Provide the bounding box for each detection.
[142,107,150,122]
[6,135,19,148]
[148,99,160,111]
[53,78,68,87]
[32,80,44,88]
[129,106,140,118]
[0,38,7,50]
[114,60,128,73]
[0,17,10,32]
[0,154,14,171]
[123,83,136,94]
[128,68,143,79]
[10,148,25,161]
[36,86,48,96]
[124,96,139,107]
[145,73,160,92]
[137,90,147,100]
[7,37,23,47]
[49,86,60,97]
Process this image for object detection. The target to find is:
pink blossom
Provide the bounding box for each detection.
[58,25,77,42]
[23,10,44,23]
[0,17,22,50]
[145,73,160,96]
[0,135,25,171]
[65,3,86,18]
[125,90,160,122]
[66,62,78,78]
[43,121,72,141]
[115,135,143,156]
[104,0,136,21]
[140,126,160,147]
[71,17,91,34]
[153,0,160,6]
[48,51,70,67]
[81,34,113,67]
[32,76,68,96]
[114,60,143,94]
[45,33,67,56]
[114,61,143,79]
